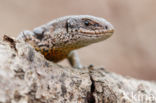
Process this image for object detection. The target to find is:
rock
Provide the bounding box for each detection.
[0,35,155,103]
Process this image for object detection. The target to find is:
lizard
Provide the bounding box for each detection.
[16,15,114,69]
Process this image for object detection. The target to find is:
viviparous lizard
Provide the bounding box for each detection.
[17,15,114,68]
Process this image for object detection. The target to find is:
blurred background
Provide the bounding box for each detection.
[0,0,156,80]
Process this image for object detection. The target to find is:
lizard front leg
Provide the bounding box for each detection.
[67,51,83,69]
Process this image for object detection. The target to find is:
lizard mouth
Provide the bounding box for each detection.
[79,29,114,37]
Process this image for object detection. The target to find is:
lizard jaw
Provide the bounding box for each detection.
[78,29,114,37]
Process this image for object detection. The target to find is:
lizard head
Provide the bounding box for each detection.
[65,15,114,41]
[64,15,114,48]
[32,15,114,49]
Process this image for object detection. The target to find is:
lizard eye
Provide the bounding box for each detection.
[105,25,108,30]
[84,20,90,26]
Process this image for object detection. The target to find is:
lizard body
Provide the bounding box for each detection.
[17,15,114,68]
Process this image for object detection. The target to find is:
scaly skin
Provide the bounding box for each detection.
[17,15,114,68]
